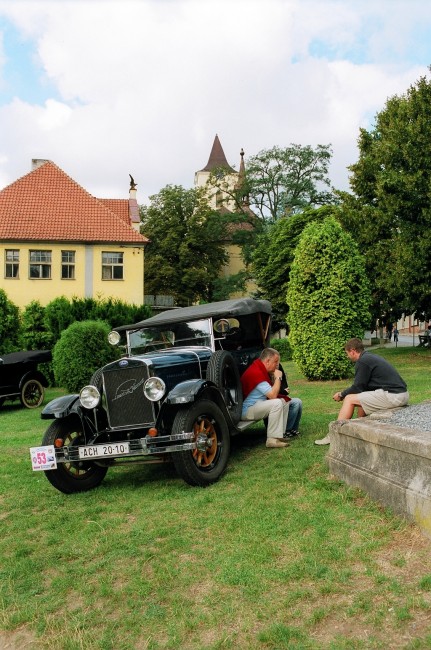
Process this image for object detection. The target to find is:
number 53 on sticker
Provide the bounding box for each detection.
[30,445,57,471]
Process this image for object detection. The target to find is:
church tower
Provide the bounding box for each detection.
[194,134,238,210]
[195,135,256,297]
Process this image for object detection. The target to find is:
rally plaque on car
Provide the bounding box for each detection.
[30,445,57,471]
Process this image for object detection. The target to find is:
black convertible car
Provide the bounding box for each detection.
[30,298,273,494]
[0,350,52,409]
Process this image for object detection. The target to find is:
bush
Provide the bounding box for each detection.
[0,289,21,354]
[93,297,152,329]
[21,301,54,350]
[44,296,74,345]
[44,297,152,350]
[270,337,293,360]
[20,301,55,385]
[53,320,119,392]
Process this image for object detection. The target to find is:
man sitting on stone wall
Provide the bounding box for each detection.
[315,337,409,445]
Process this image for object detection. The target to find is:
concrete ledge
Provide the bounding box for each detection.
[326,412,431,538]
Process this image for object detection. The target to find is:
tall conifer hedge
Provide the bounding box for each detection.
[287,217,371,380]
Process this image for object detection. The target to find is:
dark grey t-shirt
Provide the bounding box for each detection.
[341,352,407,397]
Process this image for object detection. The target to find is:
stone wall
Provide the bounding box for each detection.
[326,412,431,538]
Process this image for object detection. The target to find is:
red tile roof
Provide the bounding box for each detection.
[98,198,130,225]
[0,161,148,244]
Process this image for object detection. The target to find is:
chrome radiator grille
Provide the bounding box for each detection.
[103,363,155,429]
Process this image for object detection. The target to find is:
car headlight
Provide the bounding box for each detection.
[108,330,121,346]
[80,385,101,409]
[144,377,166,402]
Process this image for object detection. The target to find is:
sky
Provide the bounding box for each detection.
[0,0,430,204]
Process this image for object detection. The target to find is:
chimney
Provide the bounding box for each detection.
[128,177,140,232]
[32,158,50,171]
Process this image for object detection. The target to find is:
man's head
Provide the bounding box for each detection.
[344,338,364,362]
[260,347,280,373]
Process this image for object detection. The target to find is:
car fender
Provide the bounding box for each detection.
[41,394,81,420]
[19,370,49,389]
[165,379,234,426]
[165,379,209,405]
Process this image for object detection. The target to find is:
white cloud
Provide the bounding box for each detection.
[0,0,430,201]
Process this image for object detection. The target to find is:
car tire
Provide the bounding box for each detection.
[20,378,44,409]
[42,418,108,494]
[206,350,242,424]
[171,400,231,487]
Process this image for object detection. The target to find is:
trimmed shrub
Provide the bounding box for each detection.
[270,337,293,361]
[53,320,119,393]
[287,217,371,380]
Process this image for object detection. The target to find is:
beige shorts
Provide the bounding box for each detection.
[359,389,409,415]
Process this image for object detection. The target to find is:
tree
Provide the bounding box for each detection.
[204,144,336,300]
[287,217,370,380]
[140,185,230,306]
[207,144,335,225]
[339,71,431,320]
[246,144,334,222]
[251,205,336,326]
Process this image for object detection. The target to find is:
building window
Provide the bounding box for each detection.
[29,250,51,279]
[61,250,75,279]
[102,252,123,280]
[5,249,19,278]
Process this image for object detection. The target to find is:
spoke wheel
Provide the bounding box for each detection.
[42,418,108,494]
[20,379,44,409]
[172,400,230,487]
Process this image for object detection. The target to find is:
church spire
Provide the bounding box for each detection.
[198,134,234,172]
[235,148,250,207]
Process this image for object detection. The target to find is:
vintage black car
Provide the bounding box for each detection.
[31,298,272,494]
[0,350,52,409]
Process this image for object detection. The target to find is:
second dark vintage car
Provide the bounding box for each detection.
[0,350,52,409]
[30,298,272,494]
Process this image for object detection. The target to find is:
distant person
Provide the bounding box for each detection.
[315,338,409,445]
[386,322,393,341]
[393,327,399,343]
[241,348,290,448]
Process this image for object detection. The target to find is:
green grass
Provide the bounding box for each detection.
[1,347,431,649]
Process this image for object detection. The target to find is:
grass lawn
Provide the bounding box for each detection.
[1,347,431,650]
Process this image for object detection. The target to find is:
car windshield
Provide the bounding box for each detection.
[128,318,212,354]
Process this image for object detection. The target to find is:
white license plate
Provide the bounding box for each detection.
[78,442,130,459]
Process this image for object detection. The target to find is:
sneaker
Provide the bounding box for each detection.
[284,429,300,439]
[266,437,289,448]
[314,435,331,446]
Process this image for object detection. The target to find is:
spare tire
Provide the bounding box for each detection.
[206,350,242,424]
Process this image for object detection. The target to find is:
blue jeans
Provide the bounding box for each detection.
[286,397,302,431]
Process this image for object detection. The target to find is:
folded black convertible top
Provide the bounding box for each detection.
[115,298,272,331]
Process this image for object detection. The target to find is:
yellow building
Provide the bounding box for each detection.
[195,135,257,296]
[0,160,147,309]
